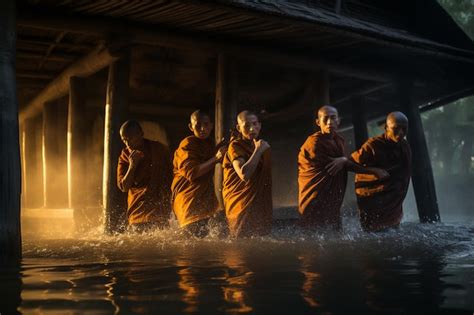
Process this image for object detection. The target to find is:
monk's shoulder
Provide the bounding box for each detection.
[228,138,250,158]
[302,132,321,148]
[178,136,201,150]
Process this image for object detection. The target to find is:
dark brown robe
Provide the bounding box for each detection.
[298,131,347,230]
[351,134,411,232]
[171,136,218,228]
[117,139,172,225]
[222,138,272,237]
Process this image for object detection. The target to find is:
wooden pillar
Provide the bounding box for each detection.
[0,0,21,261]
[103,52,130,234]
[67,77,87,212]
[42,101,57,208]
[351,96,369,148]
[398,79,440,222]
[22,118,41,208]
[214,54,238,210]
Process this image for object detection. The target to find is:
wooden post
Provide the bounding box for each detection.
[103,52,130,234]
[22,118,40,208]
[399,79,440,222]
[0,0,21,261]
[214,54,238,210]
[351,96,369,148]
[67,77,87,213]
[42,101,58,208]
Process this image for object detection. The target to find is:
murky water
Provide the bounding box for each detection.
[1,222,474,314]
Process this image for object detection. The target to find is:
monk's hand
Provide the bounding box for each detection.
[372,168,390,180]
[129,150,144,167]
[216,137,227,148]
[254,139,270,153]
[325,157,347,175]
[215,145,227,161]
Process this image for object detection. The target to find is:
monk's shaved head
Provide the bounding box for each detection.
[189,110,213,139]
[190,110,211,123]
[236,110,261,140]
[386,111,408,125]
[120,120,143,136]
[385,111,408,143]
[237,110,259,124]
[316,105,340,134]
[317,105,339,119]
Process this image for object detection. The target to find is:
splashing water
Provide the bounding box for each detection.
[3,219,474,314]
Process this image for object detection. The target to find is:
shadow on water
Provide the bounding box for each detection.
[3,222,474,314]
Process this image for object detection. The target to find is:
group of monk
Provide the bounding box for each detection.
[116,105,411,237]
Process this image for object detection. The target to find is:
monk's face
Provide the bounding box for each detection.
[386,119,408,143]
[237,114,261,140]
[120,127,144,150]
[189,115,213,140]
[316,107,340,134]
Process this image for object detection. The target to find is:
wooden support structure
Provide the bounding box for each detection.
[0,0,21,262]
[398,79,440,222]
[22,118,42,208]
[214,54,238,210]
[42,101,57,208]
[103,52,130,234]
[67,77,87,212]
[351,96,369,148]
[20,46,120,122]
[17,12,396,83]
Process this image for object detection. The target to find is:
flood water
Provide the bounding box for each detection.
[2,221,474,314]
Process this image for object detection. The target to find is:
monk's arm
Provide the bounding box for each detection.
[117,150,142,192]
[118,163,138,192]
[232,149,264,182]
[193,156,219,179]
[345,158,389,178]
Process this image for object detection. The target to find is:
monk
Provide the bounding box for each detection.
[351,111,411,232]
[298,105,388,231]
[222,110,272,237]
[117,120,172,232]
[172,110,227,237]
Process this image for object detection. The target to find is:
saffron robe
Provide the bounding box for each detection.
[117,139,172,225]
[171,136,219,228]
[222,138,273,237]
[298,131,347,230]
[351,134,411,232]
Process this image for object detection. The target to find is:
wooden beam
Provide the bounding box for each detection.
[17,51,80,62]
[0,0,21,262]
[19,45,120,122]
[37,31,66,70]
[103,53,130,234]
[17,11,394,82]
[398,79,440,223]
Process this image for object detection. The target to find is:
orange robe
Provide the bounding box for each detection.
[351,134,411,232]
[298,131,347,230]
[222,138,273,237]
[117,139,172,225]
[171,136,218,228]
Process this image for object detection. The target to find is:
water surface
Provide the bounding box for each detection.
[2,222,473,314]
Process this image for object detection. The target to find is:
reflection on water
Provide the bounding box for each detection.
[2,222,474,314]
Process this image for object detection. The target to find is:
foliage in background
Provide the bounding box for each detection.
[423,1,474,176]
